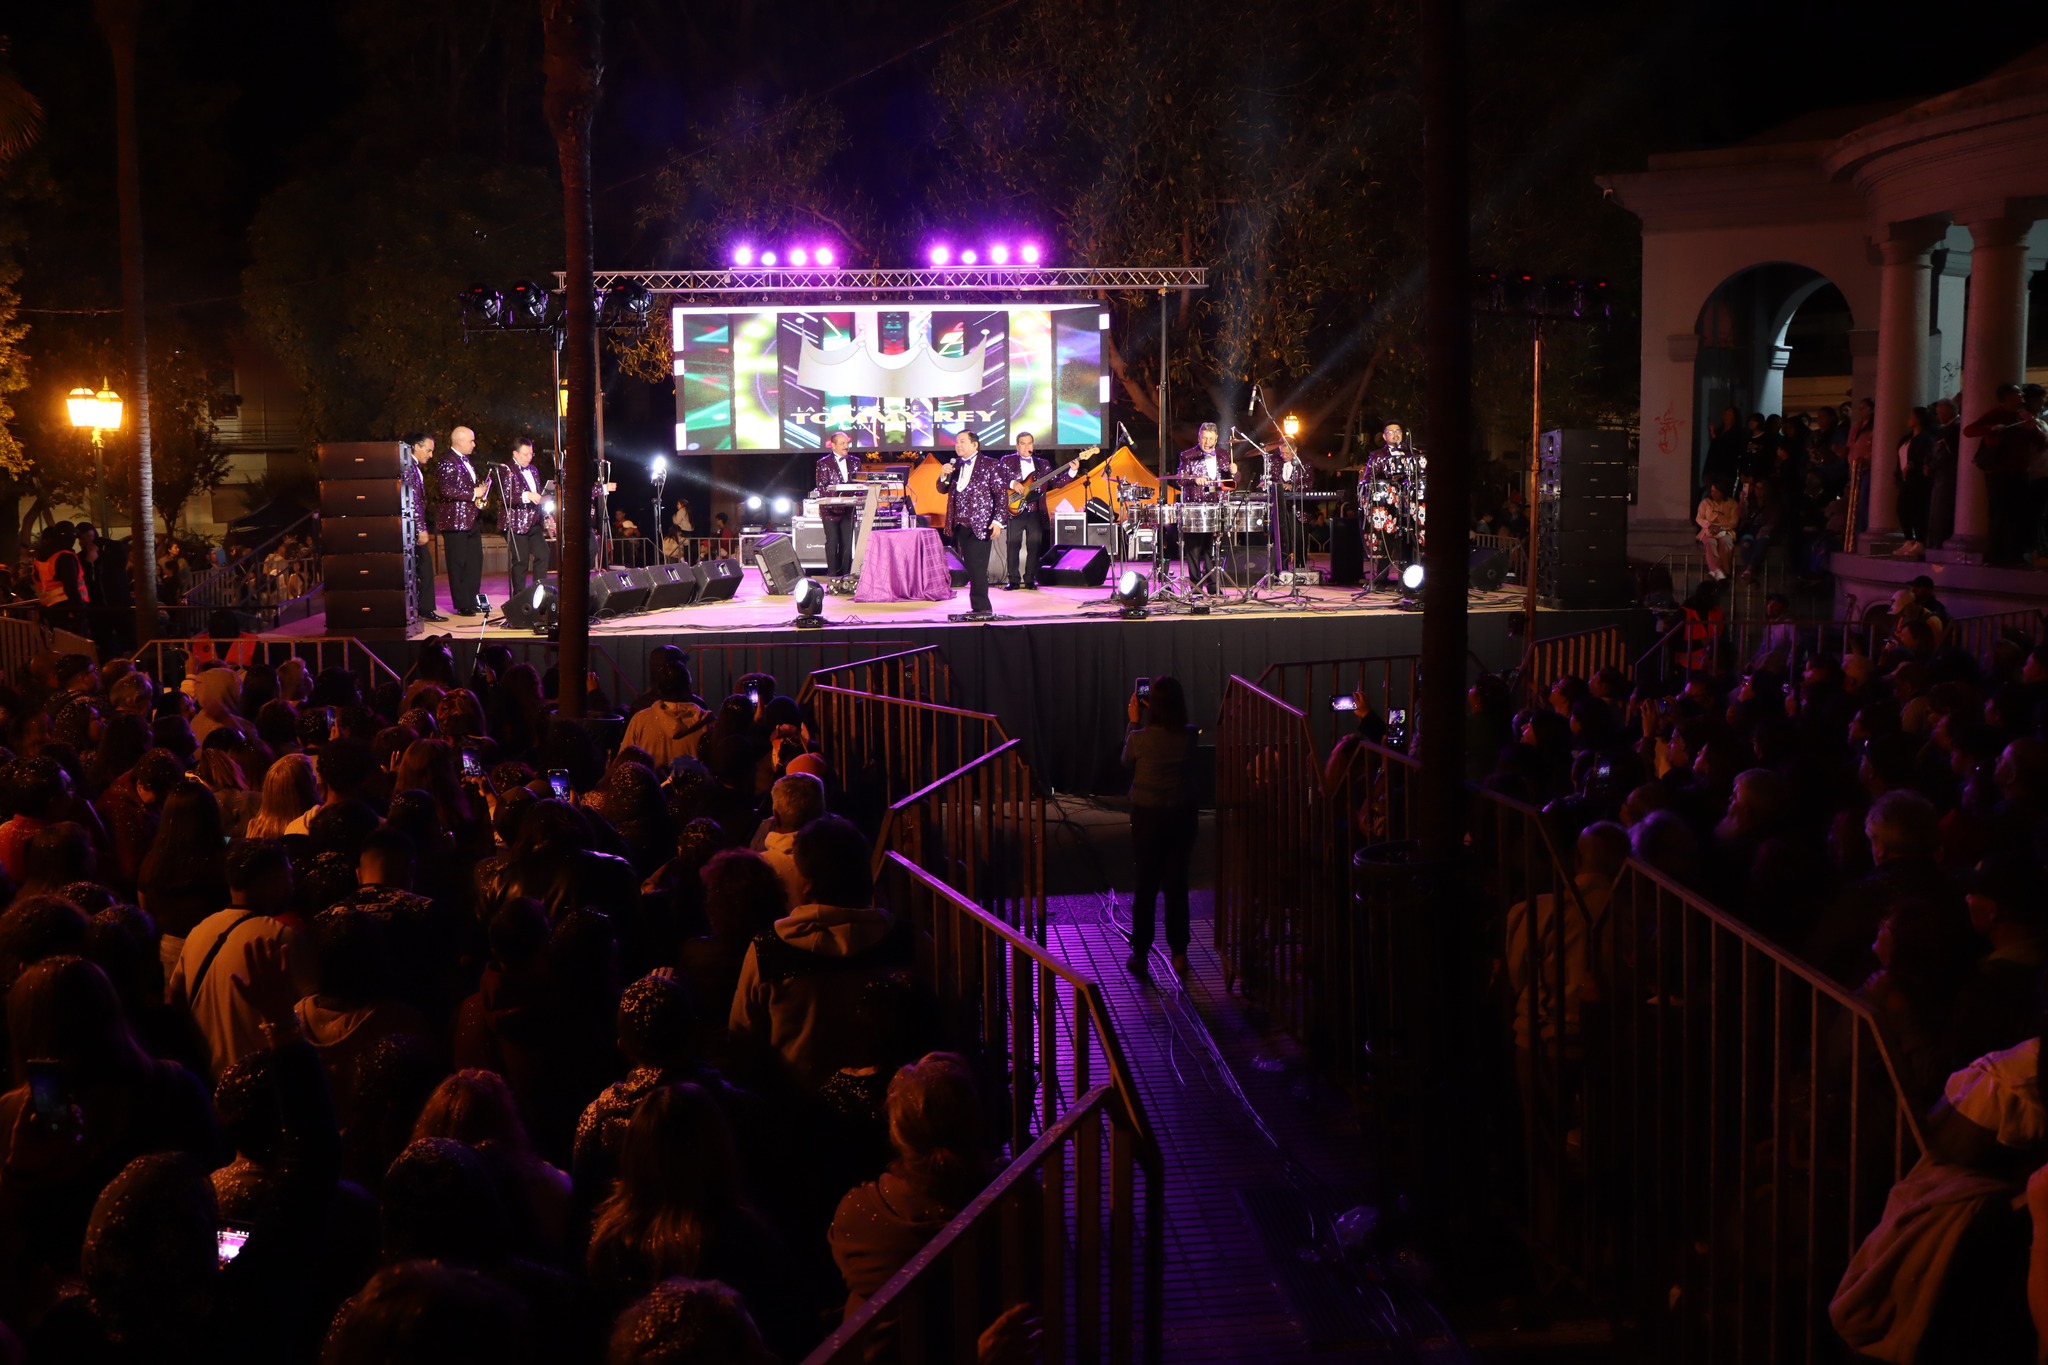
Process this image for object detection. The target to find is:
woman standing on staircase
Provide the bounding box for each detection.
[1123,675,1200,984]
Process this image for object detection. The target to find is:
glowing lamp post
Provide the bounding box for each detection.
[1281,413,1301,442]
[67,385,123,532]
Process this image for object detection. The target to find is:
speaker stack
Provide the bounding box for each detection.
[518,559,746,630]
[318,442,418,632]
[1536,429,1631,609]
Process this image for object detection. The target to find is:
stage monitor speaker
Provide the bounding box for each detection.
[1469,544,1510,592]
[596,566,654,615]
[693,557,745,602]
[790,517,827,568]
[945,549,968,587]
[644,563,701,609]
[1038,544,1111,587]
[1326,517,1364,587]
[323,553,410,593]
[317,442,407,479]
[753,534,805,596]
[324,517,407,554]
[319,478,405,519]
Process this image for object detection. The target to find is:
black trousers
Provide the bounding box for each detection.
[953,527,994,614]
[1129,804,1197,957]
[412,538,435,614]
[823,515,856,576]
[1183,531,1216,590]
[506,527,548,607]
[1004,510,1047,586]
[443,529,483,614]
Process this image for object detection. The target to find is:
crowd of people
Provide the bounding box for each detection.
[0,638,1039,1363]
[1386,619,2048,1359]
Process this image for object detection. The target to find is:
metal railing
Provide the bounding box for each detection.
[1518,624,1628,700]
[875,739,1046,938]
[186,509,319,607]
[133,635,402,692]
[802,853,1161,1363]
[1943,605,2044,666]
[0,613,55,681]
[803,644,954,707]
[808,686,1014,810]
[1252,654,1420,757]
[1215,676,1931,1364]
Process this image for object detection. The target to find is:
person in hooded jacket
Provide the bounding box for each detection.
[622,649,712,773]
[727,816,926,1088]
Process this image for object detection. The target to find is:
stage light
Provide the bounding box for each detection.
[791,576,828,630]
[761,251,778,267]
[459,283,505,325]
[771,496,793,517]
[732,244,754,266]
[1020,243,1041,264]
[990,244,1009,264]
[1282,414,1301,440]
[601,280,654,326]
[790,247,809,266]
[815,246,834,265]
[961,249,978,264]
[1112,570,1149,619]
[508,280,552,326]
[649,455,667,478]
[1399,561,1426,607]
[528,580,559,635]
[929,245,950,266]
[745,495,764,511]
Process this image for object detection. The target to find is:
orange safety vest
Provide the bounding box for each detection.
[34,552,87,608]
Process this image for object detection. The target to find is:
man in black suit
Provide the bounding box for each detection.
[937,430,1007,619]
[999,432,1079,590]
[813,429,860,577]
[402,433,446,621]
[432,425,489,617]
[1175,421,1229,592]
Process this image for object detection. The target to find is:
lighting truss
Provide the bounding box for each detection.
[554,266,1209,297]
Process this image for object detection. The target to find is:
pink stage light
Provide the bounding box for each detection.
[790,247,809,266]
[815,246,835,265]
[961,249,979,264]
[761,251,778,266]
[929,245,951,265]
[732,244,754,266]
[990,244,1010,264]
[1020,243,1041,264]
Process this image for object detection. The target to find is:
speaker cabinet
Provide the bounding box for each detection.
[752,534,805,596]
[694,557,745,602]
[790,517,827,568]
[323,553,410,593]
[324,517,408,554]
[317,442,408,479]
[320,478,405,519]
[1327,516,1364,586]
[644,563,701,609]
[596,566,653,615]
[945,549,968,588]
[324,590,412,629]
[1038,544,1111,587]
[1469,544,1511,592]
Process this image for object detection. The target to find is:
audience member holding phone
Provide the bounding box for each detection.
[1121,676,1199,983]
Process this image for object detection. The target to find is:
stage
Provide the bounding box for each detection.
[300,558,1641,793]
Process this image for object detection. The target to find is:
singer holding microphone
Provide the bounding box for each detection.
[501,436,549,608]
[937,429,1007,620]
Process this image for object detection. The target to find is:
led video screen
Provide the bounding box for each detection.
[672,303,1108,453]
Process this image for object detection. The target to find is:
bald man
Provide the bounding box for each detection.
[432,425,490,617]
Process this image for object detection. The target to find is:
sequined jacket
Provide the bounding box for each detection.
[501,462,544,535]
[1177,446,1227,505]
[936,455,1007,538]
[433,451,484,533]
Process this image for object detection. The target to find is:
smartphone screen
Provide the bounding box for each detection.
[460,748,484,780]
[548,770,572,801]
[1135,677,1151,699]
[216,1227,249,1267]
[1387,708,1408,729]
[26,1060,67,1123]
[1331,695,1359,713]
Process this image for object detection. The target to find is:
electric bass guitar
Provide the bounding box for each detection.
[1005,446,1100,517]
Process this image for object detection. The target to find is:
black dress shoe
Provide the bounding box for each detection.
[1020,582,1039,590]
[1004,582,1020,591]
[420,610,448,622]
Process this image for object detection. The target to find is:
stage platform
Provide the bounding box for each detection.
[294,558,1640,793]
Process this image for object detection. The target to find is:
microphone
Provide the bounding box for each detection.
[1247,384,1258,416]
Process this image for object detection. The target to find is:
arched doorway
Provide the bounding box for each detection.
[1692,264,1854,479]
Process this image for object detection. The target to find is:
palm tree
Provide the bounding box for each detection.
[543,0,602,716]
[95,0,160,644]
[0,39,44,166]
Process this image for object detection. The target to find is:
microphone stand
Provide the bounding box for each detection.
[651,467,668,566]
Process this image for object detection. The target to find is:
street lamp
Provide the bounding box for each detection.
[1282,413,1301,442]
[67,384,122,532]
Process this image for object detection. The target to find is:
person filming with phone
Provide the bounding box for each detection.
[1121,675,1199,984]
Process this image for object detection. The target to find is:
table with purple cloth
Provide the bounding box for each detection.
[852,527,955,602]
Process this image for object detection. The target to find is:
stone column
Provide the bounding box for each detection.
[1951,216,2036,557]
[1929,247,1970,402]
[1868,228,1943,542]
